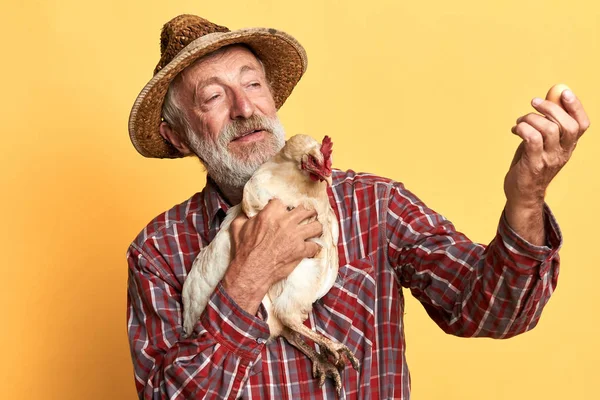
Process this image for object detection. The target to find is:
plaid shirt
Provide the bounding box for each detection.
[127,169,561,399]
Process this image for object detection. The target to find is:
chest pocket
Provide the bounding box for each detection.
[311,256,376,364]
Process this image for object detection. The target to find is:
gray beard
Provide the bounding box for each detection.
[185,114,286,191]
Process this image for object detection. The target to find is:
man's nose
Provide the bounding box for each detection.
[230,88,255,120]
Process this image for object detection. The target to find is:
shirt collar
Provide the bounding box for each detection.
[202,177,231,226]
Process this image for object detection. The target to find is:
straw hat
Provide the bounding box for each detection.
[129,14,308,158]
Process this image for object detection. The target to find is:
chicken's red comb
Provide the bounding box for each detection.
[321,135,333,158]
[320,136,333,170]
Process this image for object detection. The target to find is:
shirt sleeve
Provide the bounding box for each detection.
[127,243,270,399]
[385,182,561,338]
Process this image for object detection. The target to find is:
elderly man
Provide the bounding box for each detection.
[126,14,590,399]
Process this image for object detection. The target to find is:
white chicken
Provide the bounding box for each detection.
[182,134,359,392]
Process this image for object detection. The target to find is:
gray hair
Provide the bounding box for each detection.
[162,78,194,140]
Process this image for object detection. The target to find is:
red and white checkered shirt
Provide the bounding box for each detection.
[127,169,561,399]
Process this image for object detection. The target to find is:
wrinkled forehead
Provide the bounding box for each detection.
[176,45,263,90]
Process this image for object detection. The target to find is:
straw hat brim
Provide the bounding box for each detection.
[129,28,307,158]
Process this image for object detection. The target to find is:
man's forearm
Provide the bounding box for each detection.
[503,200,545,246]
[221,257,271,316]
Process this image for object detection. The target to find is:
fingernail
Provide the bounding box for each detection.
[563,89,575,102]
[532,97,543,106]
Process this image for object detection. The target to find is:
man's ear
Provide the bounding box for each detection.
[159,122,192,156]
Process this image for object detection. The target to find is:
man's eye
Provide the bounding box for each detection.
[248,82,261,88]
[206,94,220,102]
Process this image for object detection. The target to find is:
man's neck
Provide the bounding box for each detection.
[210,177,244,205]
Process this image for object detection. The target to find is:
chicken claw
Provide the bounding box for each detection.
[281,329,344,393]
[320,343,360,372]
[312,353,343,393]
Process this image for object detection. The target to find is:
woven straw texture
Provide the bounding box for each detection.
[129,15,307,158]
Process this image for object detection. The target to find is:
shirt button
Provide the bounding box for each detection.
[256,337,266,344]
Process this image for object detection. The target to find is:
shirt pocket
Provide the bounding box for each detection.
[311,256,376,363]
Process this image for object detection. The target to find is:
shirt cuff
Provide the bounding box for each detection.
[199,282,270,362]
[497,203,563,276]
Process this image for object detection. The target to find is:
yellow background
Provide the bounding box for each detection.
[1,0,598,399]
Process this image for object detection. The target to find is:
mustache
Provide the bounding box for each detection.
[219,115,276,143]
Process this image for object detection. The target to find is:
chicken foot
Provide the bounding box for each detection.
[281,328,344,392]
[281,322,360,394]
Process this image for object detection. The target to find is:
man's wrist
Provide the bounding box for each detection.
[504,200,546,246]
[222,258,269,315]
